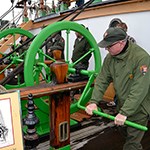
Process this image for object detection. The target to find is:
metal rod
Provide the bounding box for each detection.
[78,101,148,131]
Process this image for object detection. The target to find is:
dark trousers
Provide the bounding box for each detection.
[119,107,149,150]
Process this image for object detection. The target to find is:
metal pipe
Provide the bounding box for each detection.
[77,97,148,131]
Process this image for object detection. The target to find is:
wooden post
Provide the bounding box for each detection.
[50,61,70,149]
[0,65,5,80]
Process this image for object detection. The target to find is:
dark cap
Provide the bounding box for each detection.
[98,27,127,48]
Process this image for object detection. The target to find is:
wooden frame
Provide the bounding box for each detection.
[0,91,23,150]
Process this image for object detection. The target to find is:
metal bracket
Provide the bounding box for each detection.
[59,121,69,142]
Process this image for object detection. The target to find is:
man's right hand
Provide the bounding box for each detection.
[85,103,98,115]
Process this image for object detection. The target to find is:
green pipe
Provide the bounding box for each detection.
[78,104,148,131]
[68,67,95,76]
[38,49,56,62]
[66,29,70,63]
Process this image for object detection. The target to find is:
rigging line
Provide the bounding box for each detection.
[0,9,24,31]
[0,5,16,20]
[0,1,94,62]
[58,0,94,21]
[27,1,96,49]
[15,13,23,25]
[40,1,96,48]
[70,0,95,21]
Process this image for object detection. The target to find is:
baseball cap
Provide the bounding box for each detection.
[98,27,127,48]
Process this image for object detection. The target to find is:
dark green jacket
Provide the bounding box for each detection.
[90,41,150,117]
[47,34,65,59]
[72,37,91,69]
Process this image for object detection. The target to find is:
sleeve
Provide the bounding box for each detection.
[119,55,150,117]
[90,56,113,104]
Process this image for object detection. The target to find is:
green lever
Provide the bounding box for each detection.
[78,105,148,131]
[93,109,148,131]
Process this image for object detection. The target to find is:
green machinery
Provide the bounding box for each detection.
[0,21,101,136]
[0,21,147,140]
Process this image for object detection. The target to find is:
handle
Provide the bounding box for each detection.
[79,105,148,131]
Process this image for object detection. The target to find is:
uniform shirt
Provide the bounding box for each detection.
[72,37,91,69]
[90,41,150,117]
[47,34,65,59]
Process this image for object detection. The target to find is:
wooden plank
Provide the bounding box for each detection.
[70,110,91,122]
[10,81,88,99]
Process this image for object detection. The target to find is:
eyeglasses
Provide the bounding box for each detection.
[106,41,120,49]
[107,38,128,49]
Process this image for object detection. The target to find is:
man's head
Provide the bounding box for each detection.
[98,27,127,56]
[75,32,83,38]
[75,24,88,38]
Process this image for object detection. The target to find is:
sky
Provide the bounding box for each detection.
[0,0,13,20]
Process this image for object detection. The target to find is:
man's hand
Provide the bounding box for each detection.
[114,113,127,126]
[85,103,98,115]
[47,49,51,53]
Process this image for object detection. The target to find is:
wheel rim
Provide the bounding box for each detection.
[24,21,102,114]
[0,28,34,89]
[25,21,101,86]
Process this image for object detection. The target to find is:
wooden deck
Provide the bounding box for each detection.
[35,101,150,150]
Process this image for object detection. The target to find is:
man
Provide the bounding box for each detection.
[109,18,136,43]
[107,19,136,107]
[47,31,65,59]
[68,29,91,96]
[72,31,91,71]
[85,27,150,150]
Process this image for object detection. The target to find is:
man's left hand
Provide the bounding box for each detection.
[114,113,127,126]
